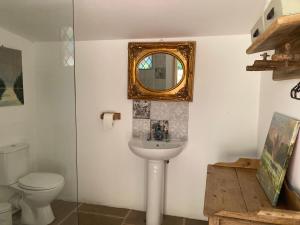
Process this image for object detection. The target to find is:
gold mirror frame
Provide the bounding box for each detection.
[128,42,196,101]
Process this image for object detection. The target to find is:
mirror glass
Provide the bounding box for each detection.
[137,53,184,91]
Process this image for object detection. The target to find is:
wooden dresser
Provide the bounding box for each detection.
[204,158,300,225]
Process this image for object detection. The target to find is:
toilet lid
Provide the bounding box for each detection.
[18,173,64,191]
[0,202,11,213]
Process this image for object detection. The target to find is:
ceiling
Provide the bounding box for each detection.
[0,0,73,42]
[75,0,266,41]
[0,0,266,42]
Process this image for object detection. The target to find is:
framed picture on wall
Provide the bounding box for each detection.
[0,46,24,106]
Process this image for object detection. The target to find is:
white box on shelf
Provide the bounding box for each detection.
[251,16,265,43]
[264,0,300,29]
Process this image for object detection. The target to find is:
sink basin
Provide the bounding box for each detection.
[128,138,186,160]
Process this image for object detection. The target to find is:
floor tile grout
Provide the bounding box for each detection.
[57,202,82,225]
[121,209,131,225]
[78,210,126,219]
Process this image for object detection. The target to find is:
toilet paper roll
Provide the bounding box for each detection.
[102,113,114,130]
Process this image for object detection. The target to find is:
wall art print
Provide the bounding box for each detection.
[0,46,24,106]
[257,112,300,206]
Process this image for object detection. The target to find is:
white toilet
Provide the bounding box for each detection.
[0,143,65,225]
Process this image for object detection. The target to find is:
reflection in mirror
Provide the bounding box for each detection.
[137,53,184,91]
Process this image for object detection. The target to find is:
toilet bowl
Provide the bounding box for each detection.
[0,143,65,225]
[11,173,65,225]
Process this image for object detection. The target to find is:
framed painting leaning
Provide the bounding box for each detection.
[257,112,300,206]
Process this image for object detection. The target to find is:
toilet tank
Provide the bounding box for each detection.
[0,143,30,185]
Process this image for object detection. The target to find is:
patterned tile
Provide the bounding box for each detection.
[167,102,189,121]
[150,101,170,120]
[169,119,188,140]
[150,101,189,121]
[133,100,151,119]
[132,100,189,140]
[132,119,150,138]
[150,120,169,141]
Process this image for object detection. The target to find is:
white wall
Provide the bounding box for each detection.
[76,35,261,220]
[257,72,300,194]
[0,27,37,201]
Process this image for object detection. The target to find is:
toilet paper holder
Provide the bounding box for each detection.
[100,112,121,120]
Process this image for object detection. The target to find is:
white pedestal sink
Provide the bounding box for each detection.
[128,138,186,225]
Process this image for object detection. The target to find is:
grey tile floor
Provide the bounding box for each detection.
[13,200,208,225]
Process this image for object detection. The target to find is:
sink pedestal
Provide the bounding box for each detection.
[147,160,165,225]
[128,138,187,225]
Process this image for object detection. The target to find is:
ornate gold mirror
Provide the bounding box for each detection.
[128,42,196,101]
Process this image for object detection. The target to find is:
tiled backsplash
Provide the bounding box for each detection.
[132,100,189,140]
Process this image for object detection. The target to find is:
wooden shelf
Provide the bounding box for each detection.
[247,14,300,54]
[246,60,300,71]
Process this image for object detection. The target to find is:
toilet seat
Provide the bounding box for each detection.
[18,173,64,191]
